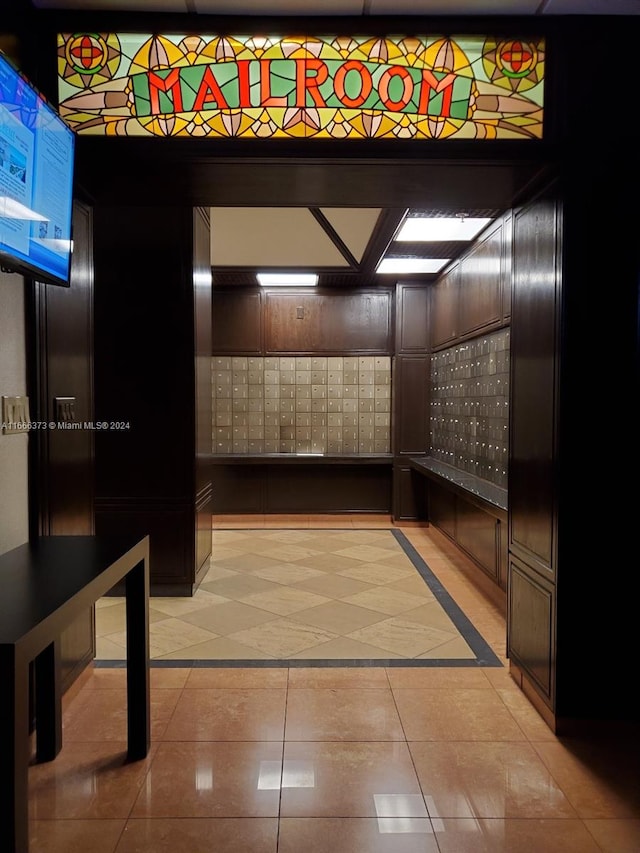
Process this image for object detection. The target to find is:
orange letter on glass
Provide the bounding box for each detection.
[295,58,328,108]
[193,66,230,111]
[148,68,184,115]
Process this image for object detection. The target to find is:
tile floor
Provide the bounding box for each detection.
[95,520,500,665]
[28,515,640,852]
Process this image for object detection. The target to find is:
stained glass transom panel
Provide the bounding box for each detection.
[57,33,545,139]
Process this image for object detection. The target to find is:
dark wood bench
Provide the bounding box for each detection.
[0,534,150,853]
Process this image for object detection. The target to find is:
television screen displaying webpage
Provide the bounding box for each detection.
[0,51,75,286]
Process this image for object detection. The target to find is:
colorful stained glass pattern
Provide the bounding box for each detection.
[57,33,545,139]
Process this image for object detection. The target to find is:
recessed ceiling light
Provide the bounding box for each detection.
[376,258,450,274]
[256,273,318,286]
[396,217,492,242]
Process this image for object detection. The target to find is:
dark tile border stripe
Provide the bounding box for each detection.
[95,528,503,669]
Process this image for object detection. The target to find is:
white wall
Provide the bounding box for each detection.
[0,270,29,554]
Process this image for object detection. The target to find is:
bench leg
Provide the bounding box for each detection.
[125,554,150,760]
[0,647,31,853]
[35,640,62,762]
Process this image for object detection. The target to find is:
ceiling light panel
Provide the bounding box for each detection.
[396,217,492,242]
[257,273,318,286]
[376,258,449,274]
[193,0,363,12]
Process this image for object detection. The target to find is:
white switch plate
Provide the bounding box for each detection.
[1,396,30,434]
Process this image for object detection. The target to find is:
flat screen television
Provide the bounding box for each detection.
[0,51,75,287]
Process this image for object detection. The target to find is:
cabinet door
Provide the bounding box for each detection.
[430,263,459,348]
[458,222,502,336]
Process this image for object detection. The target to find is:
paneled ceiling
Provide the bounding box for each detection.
[210,205,501,288]
[25,0,638,285]
[28,0,640,14]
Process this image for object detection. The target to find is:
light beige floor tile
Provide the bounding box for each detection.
[200,574,283,599]
[400,601,458,630]
[334,545,402,563]
[258,544,325,562]
[292,573,376,598]
[348,618,458,658]
[386,575,442,596]
[180,600,278,635]
[240,586,332,616]
[150,590,230,618]
[337,561,416,584]
[251,563,326,584]
[228,618,339,657]
[200,566,239,582]
[287,600,387,634]
[154,636,275,660]
[417,636,477,659]
[95,636,129,660]
[260,530,321,543]
[207,545,246,560]
[342,587,433,615]
[96,596,123,610]
[207,553,287,572]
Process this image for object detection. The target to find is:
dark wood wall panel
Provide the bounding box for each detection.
[393,466,427,521]
[509,197,560,575]
[212,466,264,513]
[94,205,211,593]
[94,205,194,500]
[502,212,513,320]
[212,289,262,353]
[456,498,499,582]
[430,264,459,348]
[266,465,391,512]
[31,200,95,692]
[508,559,555,701]
[96,503,192,590]
[428,480,456,540]
[396,283,429,353]
[211,464,391,513]
[264,290,392,353]
[194,208,213,577]
[458,221,502,336]
[393,356,428,455]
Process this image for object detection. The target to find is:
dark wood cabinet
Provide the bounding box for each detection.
[395,283,429,353]
[430,263,459,348]
[211,457,392,514]
[508,557,555,703]
[458,220,503,336]
[94,206,212,594]
[393,355,429,456]
[426,477,507,590]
